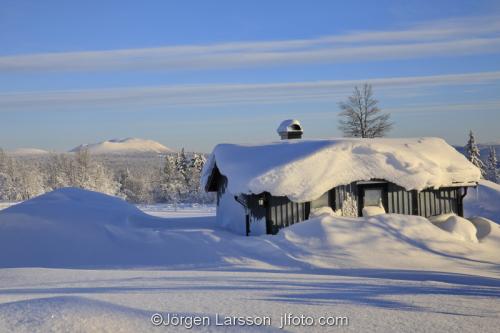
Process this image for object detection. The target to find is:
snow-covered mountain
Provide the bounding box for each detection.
[69,138,173,155]
[7,148,50,156]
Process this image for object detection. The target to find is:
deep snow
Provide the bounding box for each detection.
[202,137,480,202]
[464,179,500,223]
[0,184,499,332]
[1,186,498,271]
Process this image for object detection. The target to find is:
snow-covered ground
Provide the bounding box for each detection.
[0,182,499,332]
[137,203,215,218]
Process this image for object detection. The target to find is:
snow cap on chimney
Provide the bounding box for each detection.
[277,119,303,140]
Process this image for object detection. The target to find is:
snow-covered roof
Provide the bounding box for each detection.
[202,137,481,202]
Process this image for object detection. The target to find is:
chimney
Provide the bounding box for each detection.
[277,119,303,140]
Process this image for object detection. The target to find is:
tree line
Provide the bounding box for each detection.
[0,148,213,204]
[465,130,498,183]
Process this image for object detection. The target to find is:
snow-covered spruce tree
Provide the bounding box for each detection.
[338,83,393,138]
[465,130,486,177]
[174,148,191,201]
[190,153,206,174]
[158,153,182,203]
[175,149,190,185]
[486,146,498,183]
[187,153,208,202]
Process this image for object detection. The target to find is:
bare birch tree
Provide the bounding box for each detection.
[338,83,393,138]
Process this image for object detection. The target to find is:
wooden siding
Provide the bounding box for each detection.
[387,183,414,215]
[266,195,309,234]
[417,188,459,217]
[387,183,460,217]
[220,180,466,235]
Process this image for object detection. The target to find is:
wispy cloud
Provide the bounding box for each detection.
[1,16,500,72]
[1,71,500,111]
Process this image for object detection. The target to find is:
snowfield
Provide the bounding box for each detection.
[0,181,499,332]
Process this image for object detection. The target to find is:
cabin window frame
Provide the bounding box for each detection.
[356,182,389,216]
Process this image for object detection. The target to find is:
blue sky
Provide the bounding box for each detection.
[1,0,500,152]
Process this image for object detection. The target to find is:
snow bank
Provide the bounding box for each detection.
[310,206,337,218]
[362,205,386,217]
[1,186,498,271]
[464,179,500,224]
[429,214,478,243]
[0,296,152,333]
[0,188,231,268]
[468,216,493,240]
[275,213,499,270]
[202,137,480,202]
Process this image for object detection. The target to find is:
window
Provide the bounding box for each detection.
[364,188,383,206]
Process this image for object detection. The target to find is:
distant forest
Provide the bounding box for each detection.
[0,149,214,204]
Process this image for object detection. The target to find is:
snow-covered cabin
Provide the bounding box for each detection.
[202,120,481,235]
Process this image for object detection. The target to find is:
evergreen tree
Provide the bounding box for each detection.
[162,154,177,182]
[159,153,182,203]
[465,130,486,177]
[190,153,206,173]
[486,146,498,183]
[175,148,190,187]
[186,153,207,201]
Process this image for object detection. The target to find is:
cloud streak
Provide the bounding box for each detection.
[1,71,500,111]
[1,16,500,72]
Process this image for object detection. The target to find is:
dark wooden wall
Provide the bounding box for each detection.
[417,188,460,217]
[387,183,416,215]
[220,180,465,235]
[387,183,461,217]
[264,195,309,234]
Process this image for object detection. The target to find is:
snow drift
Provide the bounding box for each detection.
[202,137,480,202]
[429,214,478,243]
[70,138,173,155]
[464,179,500,224]
[0,188,237,268]
[0,188,160,267]
[274,213,500,271]
[1,187,499,271]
